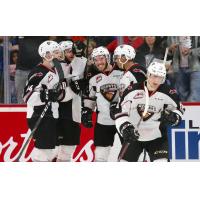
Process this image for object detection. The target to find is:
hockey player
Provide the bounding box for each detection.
[110,44,147,122]
[55,40,87,161]
[113,44,146,94]
[23,40,64,161]
[115,61,184,162]
[82,46,123,161]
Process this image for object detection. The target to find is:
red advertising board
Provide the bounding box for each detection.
[0,103,199,162]
[0,105,95,162]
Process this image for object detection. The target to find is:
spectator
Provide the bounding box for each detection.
[84,39,97,66]
[167,36,200,102]
[135,36,166,67]
[15,36,48,103]
[106,36,144,53]
[92,36,115,47]
[9,50,18,103]
[0,37,3,103]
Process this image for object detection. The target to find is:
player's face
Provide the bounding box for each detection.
[94,55,107,71]
[64,49,75,62]
[114,55,127,69]
[147,74,164,90]
[145,36,156,46]
[53,50,63,61]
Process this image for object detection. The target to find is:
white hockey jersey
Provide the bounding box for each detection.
[59,56,87,123]
[23,64,61,119]
[115,81,184,141]
[84,68,123,125]
[119,64,146,96]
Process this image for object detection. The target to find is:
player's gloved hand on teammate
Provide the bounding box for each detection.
[40,84,63,102]
[81,107,93,128]
[70,79,87,94]
[110,102,121,120]
[119,122,139,142]
[73,40,86,57]
[160,109,181,127]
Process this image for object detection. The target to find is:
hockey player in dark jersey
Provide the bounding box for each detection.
[55,40,87,161]
[82,46,123,161]
[110,44,147,127]
[23,40,64,161]
[115,61,184,162]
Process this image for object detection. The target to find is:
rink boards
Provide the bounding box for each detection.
[0,103,199,162]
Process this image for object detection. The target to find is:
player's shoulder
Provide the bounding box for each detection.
[29,64,49,78]
[89,71,102,85]
[158,84,178,96]
[121,82,144,99]
[129,63,147,74]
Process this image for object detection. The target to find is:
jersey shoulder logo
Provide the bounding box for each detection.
[133,92,144,99]
[96,75,102,83]
[48,74,53,83]
[169,89,177,94]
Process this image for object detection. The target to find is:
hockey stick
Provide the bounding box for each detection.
[163,47,169,65]
[53,58,65,82]
[16,101,51,162]
[16,59,65,162]
[117,85,149,162]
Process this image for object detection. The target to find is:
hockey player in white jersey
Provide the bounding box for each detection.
[110,44,147,123]
[82,46,123,161]
[115,61,184,162]
[55,40,87,161]
[23,40,64,161]
[113,44,146,94]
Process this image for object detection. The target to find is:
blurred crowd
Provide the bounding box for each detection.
[0,36,200,104]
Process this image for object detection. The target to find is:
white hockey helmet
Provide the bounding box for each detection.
[59,41,73,51]
[91,46,110,64]
[38,40,61,60]
[147,61,166,83]
[113,44,136,62]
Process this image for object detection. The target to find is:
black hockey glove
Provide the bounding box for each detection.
[40,85,63,102]
[70,79,87,94]
[81,107,93,128]
[160,109,181,127]
[119,122,139,143]
[110,102,121,120]
[73,41,86,57]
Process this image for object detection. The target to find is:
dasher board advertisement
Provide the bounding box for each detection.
[0,103,199,162]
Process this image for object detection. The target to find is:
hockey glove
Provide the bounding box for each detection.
[70,79,87,94]
[160,109,181,127]
[73,41,86,57]
[81,107,93,128]
[110,102,121,120]
[119,122,139,142]
[40,85,63,102]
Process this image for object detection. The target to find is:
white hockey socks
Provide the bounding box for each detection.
[56,145,76,162]
[94,146,111,162]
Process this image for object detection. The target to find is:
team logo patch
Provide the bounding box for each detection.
[100,84,118,102]
[169,89,177,94]
[137,104,154,121]
[36,72,43,77]
[48,74,53,83]
[132,68,142,73]
[133,92,144,99]
[96,75,102,83]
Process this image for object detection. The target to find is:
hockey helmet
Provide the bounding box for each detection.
[91,46,110,64]
[38,40,61,60]
[113,44,136,63]
[147,61,166,83]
